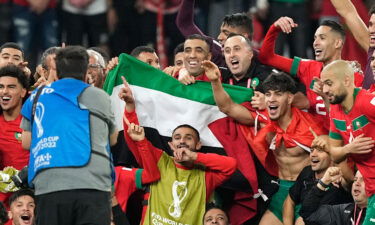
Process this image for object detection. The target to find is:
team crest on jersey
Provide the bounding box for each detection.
[251,77,260,89]
[352,115,369,131]
[14,132,22,142]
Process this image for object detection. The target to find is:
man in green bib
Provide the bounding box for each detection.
[120,77,237,225]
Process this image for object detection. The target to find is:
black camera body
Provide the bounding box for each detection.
[11,167,29,189]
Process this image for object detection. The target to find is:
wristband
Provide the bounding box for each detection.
[318,179,330,191]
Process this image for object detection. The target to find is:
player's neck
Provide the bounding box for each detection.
[341,88,355,113]
[323,52,341,66]
[2,106,21,121]
[233,72,246,81]
[277,108,292,131]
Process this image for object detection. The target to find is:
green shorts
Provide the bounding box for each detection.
[363,194,375,225]
[268,179,301,222]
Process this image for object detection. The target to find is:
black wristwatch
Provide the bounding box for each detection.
[318,179,330,191]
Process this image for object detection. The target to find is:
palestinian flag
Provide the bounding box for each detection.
[103,53,259,225]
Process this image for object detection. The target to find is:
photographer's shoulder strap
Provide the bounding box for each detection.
[31,85,46,125]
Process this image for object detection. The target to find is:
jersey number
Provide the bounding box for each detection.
[316,96,326,115]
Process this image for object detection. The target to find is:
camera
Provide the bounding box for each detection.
[11,167,29,189]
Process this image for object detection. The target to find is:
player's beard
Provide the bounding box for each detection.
[330,92,347,104]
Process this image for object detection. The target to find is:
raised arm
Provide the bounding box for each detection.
[202,60,255,125]
[330,0,369,51]
[329,135,374,164]
[258,17,295,72]
[175,0,204,37]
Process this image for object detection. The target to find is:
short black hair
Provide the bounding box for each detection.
[222,13,253,39]
[0,42,24,58]
[320,20,346,42]
[40,46,59,70]
[185,34,211,51]
[203,203,229,223]
[55,45,89,80]
[262,72,297,94]
[130,46,156,58]
[172,124,200,141]
[0,64,29,89]
[0,202,8,225]
[173,43,184,56]
[370,4,375,15]
[9,189,35,207]
[226,33,252,48]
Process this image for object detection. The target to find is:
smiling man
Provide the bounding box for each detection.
[8,189,35,225]
[179,34,212,81]
[328,1,375,89]
[259,17,364,132]
[283,141,352,225]
[203,61,327,225]
[119,76,237,225]
[321,60,375,225]
[0,65,29,171]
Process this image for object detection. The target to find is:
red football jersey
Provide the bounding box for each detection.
[291,57,364,132]
[329,88,375,196]
[0,114,29,170]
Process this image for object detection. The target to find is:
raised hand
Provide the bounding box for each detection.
[201,60,220,82]
[320,166,342,188]
[310,127,329,152]
[118,76,135,112]
[178,68,196,85]
[345,133,374,155]
[124,117,145,141]
[274,16,298,34]
[251,91,266,110]
[311,77,325,97]
[106,57,119,73]
[168,142,197,163]
[19,61,31,77]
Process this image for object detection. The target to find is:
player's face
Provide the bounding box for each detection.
[0,76,26,113]
[265,90,293,121]
[371,50,375,79]
[174,52,184,70]
[137,52,160,69]
[9,195,35,225]
[313,26,340,64]
[204,208,229,225]
[352,171,367,207]
[183,39,211,77]
[310,147,331,173]
[171,127,201,152]
[223,36,253,79]
[321,72,348,105]
[217,24,248,46]
[0,48,23,67]
[369,14,375,48]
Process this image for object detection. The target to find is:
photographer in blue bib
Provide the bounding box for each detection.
[20,45,118,225]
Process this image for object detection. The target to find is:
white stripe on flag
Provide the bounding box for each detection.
[110,84,226,148]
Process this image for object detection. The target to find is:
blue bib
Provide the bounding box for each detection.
[22,79,92,185]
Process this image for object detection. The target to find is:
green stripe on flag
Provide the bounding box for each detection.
[103,53,253,105]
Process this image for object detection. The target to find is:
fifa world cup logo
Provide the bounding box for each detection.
[34,102,45,138]
[168,181,188,218]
